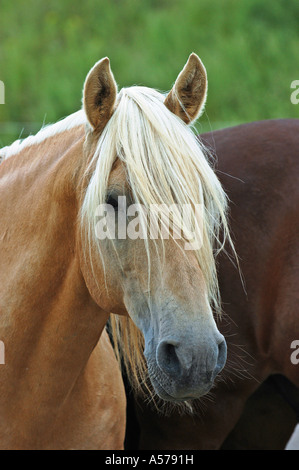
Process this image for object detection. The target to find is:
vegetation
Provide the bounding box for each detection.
[0,0,298,146]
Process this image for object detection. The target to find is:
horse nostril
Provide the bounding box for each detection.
[216,339,227,373]
[156,341,181,377]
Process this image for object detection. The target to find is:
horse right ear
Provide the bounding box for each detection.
[83,57,118,131]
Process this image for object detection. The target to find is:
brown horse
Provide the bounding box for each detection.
[125,118,299,449]
[0,54,233,449]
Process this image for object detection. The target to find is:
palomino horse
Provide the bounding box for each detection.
[125,118,299,449]
[0,54,231,449]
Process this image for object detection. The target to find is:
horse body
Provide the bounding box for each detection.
[131,118,299,449]
[217,119,299,385]
[0,127,126,449]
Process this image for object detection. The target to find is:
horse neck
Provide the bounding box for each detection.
[0,127,109,416]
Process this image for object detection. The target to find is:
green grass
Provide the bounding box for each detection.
[0,0,298,146]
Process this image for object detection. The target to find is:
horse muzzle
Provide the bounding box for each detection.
[145,333,227,401]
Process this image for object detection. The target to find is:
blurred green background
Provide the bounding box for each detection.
[0,0,298,147]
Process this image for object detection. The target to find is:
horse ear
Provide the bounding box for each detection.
[164,53,207,124]
[83,57,117,130]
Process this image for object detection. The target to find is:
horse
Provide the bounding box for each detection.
[124,118,299,449]
[0,53,232,449]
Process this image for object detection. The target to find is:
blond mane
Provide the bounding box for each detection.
[80,86,234,396]
[0,110,86,160]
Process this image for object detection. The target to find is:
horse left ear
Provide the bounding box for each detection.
[164,53,207,124]
[83,57,118,130]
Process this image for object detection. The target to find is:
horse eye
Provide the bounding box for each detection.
[106,194,119,209]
